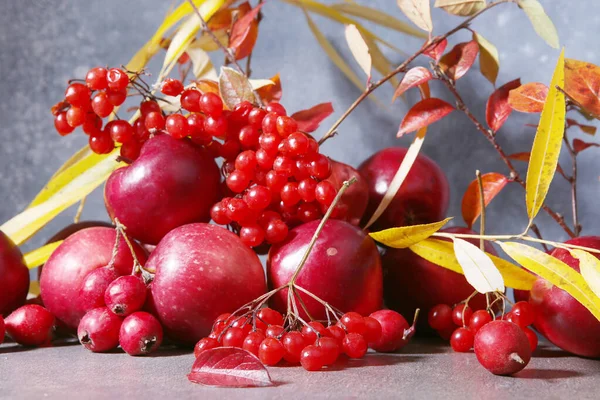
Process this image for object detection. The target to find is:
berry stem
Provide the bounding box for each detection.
[73,196,87,224]
[113,218,153,284]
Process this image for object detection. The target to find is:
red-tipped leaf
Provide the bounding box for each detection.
[393,67,433,102]
[508,82,548,113]
[423,38,447,62]
[461,173,509,228]
[573,139,600,153]
[486,78,521,132]
[291,102,334,133]
[439,40,479,81]
[397,98,454,136]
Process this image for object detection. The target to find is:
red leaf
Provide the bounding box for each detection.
[188,347,272,388]
[507,82,548,113]
[565,59,600,116]
[566,118,597,135]
[461,173,509,228]
[392,67,433,102]
[439,41,479,81]
[485,78,521,132]
[229,4,264,60]
[423,38,447,62]
[397,98,454,137]
[291,102,334,133]
[573,139,600,153]
[508,152,531,162]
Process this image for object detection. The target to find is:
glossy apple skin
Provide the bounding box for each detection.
[147,223,266,345]
[530,236,600,358]
[104,135,220,245]
[358,147,449,231]
[0,231,29,316]
[40,227,147,330]
[326,158,369,226]
[382,227,493,332]
[267,220,382,320]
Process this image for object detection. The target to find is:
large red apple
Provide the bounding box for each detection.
[326,158,369,226]
[40,227,147,329]
[104,134,220,245]
[267,219,382,320]
[147,223,266,345]
[0,231,29,316]
[530,236,600,358]
[382,227,493,332]
[358,147,449,231]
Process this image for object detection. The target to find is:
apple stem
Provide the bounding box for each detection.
[288,177,357,286]
[402,308,420,341]
[509,352,525,364]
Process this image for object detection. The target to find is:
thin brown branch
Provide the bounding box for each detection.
[563,129,581,236]
[476,170,486,251]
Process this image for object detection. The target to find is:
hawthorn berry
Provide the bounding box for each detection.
[104,275,147,316]
[119,312,163,356]
[5,305,55,346]
[78,307,122,352]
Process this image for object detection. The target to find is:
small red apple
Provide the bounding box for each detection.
[0,231,29,316]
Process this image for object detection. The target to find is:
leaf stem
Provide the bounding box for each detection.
[476,170,486,251]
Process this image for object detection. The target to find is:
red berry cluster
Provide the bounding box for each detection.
[195,310,384,371]
[428,301,538,353]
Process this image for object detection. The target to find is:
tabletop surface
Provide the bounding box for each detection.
[1,338,598,400]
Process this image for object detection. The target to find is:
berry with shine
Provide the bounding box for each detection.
[259,337,285,366]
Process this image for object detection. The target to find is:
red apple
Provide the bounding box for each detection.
[104,135,220,245]
[381,227,493,332]
[0,231,29,316]
[147,223,266,345]
[40,227,147,330]
[326,158,369,226]
[267,219,382,320]
[530,236,600,358]
[358,147,449,231]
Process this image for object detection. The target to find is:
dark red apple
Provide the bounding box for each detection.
[104,135,220,245]
[530,236,600,358]
[358,147,449,231]
[326,158,369,226]
[0,231,29,316]
[147,223,266,345]
[381,227,494,332]
[267,219,382,320]
[40,227,147,330]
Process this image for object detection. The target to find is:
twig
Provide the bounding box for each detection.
[245,0,263,78]
[529,224,549,252]
[74,196,86,223]
[476,170,486,251]
[563,129,581,236]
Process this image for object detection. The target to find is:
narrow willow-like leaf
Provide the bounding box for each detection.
[409,239,535,290]
[434,0,486,17]
[570,249,600,299]
[344,24,372,78]
[500,242,600,320]
[525,49,565,221]
[24,241,63,269]
[473,31,499,85]
[454,238,505,293]
[518,0,559,49]
[369,218,452,248]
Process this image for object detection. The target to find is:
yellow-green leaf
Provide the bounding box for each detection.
[434,0,486,16]
[410,238,536,290]
[24,241,63,269]
[570,249,600,299]
[397,0,433,32]
[369,218,452,248]
[454,238,505,293]
[331,2,427,38]
[525,49,565,221]
[518,0,559,49]
[29,280,40,296]
[473,31,499,85]
[344,24,372,78]
[500,242,600,320]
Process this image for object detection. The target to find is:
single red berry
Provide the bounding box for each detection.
[286,132,309,156]
[341,312,366,335]
[262,112,279,134]
[165,114,190,139]
[243,331,266,356]
[259,337,285,366]
[428,304,454,331]
[108,120,134,143]
[452,304,473,327]
[264,219,288,244]
[316,337,338,366]
[256,149,275,170]
[259,132,281,155]
[273,155,296,177]
[54,112,75,135]
[244,185,272,210]
[257,308,284,327]
[510,301,535,327]
[363,317,383,344]
[139,100,161,116]
[257,210,282,229]
[226,170,252,193]
[205,115,228,138]
[523,327,538,351]
[265,324,285,339]
[160,78,184,96]
[222,327,246,347]
[133,118,150,142]
[104,275,147,316]
[119,311,163,356]
[297,202,321,223]
[248,108,267,129]
[106,68,129,91]
[89,131,115,154]
[226,198,251,223]
[4,305,55,346]
[65,82,91,108]
[66,106,87,127]
[91,92,114,118]
[219,139,241,160]
[210,202,231,225]
[180,89,202,112]
[474,320,531,376]
[343,333,368,358]
[450,327,474,352]
[239,224,265,248]
[231,101,253,124]
[282,331,306,363]
[302,321,326,345]
[235,150,258,172]
[239,125,260,148]
[120,140,142,161]
[369,310,412,352]
[326,325,346,347]
[107,89,127,106]
[266,102,286,116]
[144,111,166,132]
[276,115,298,137]
[294,158,311,181]
[77,307,122,352]
[78,266,119,313]
[300,345,324,371]
[85,67,108,90]
[308,154,331,179]
[280,182,301,206]
[194,337,219,358]
[315,181,336,206]
[82,113,103,135]
[199,92,223,118]
[468,310,492,334]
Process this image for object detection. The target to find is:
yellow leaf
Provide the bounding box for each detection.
[344,24,372,78]
[500,242,600,320]
[517,0,559,49]
[453,238,505,293]
[187,47,217,80]
[410,239,536,290]
[396,0,432,32]
[189,29,229,52]
[473,31,499,85]
[525,49,565,221]
[29,281,40,297]
[24,241,63,269]
[434,0,486,16]
[331,2,427,38]
[369,218,452,248]
[570,249,600,299]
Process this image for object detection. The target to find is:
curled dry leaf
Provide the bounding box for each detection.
[461,172,509,228]
[453,238,505,294]
[218,66,257,109]
[291,102,334,133]
[396,0,433,32]
[345,24,372,78]
[569,249,600,299]
[486,78,521,132]
[369,217,452,249]
[397,98,454,137]
[188,347,272,388]
[525,49,565,221]
[566,118,597,136]
[507,152,531,162]
[23,241,63,269]
[508,82,548,113]
[473,31,499,85]
[392,67,433,102]
[423,38,447,62]
[256,73,282,104]
[573,139,600,154]
[517,0,559,49]
[229,3,264,60]
[439,41,479,81]
[564,59,600,117]
[500,242,600,320]
[434,0,486,17]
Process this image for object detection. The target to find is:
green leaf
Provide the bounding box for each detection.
[473,31,499,85]
[369,218,452,248]
[525,49,565,222]
[518,0,559,49]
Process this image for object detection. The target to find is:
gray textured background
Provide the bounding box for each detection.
[1,0,599,253]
